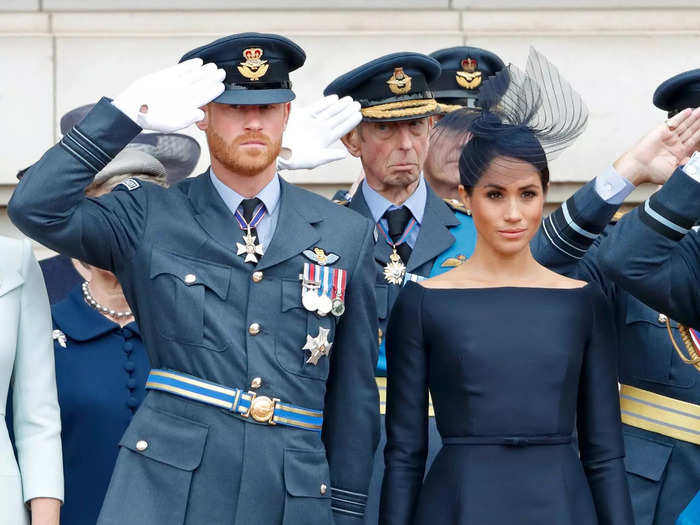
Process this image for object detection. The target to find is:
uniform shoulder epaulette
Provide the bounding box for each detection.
[333,199,350,207]
[610,210,628,224]
[443,198,469,215]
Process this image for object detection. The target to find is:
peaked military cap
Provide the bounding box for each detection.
[180,32,306,105]
[429,46,506,113]
[324,52,441,122]
[653,69,700,117]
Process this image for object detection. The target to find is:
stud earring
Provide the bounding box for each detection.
[466,209,472,216]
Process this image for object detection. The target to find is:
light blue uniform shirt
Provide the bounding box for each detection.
[209,168,281,250]
[362,175,427,248]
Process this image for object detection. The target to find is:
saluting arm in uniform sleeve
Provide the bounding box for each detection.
[531,174,622,276]
[578,284,635,525]
[599,166,700,327]
[379,283,428,525]
[322,220,380,524]
[12,239,64,506]
[8,98,145,272]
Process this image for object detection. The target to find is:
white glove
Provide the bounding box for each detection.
[112,59,225,133]
[278,95,362,171]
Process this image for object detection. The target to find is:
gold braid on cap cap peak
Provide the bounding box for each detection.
[361,99,438,119]
[436,102,467,114]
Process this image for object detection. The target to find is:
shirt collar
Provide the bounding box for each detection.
[52,285,140,342]
[361,175,427,225]
[209,168,281,217]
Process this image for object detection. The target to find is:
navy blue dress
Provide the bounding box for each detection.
[52,285,149,525]
[380,282,634,525]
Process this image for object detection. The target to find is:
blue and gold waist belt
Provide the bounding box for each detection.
[146,369,323,432]
[620,384,700,445]
[376,377,435,417]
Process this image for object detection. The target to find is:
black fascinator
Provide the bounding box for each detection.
[456,47,589,188]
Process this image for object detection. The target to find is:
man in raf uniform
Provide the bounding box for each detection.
[423,46,505,200]
[324,51,643,524]
[597,70,700,525]
[9,33,379,525]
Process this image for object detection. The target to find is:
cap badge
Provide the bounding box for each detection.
[456,58,482,90]
[387,67,412,95]
[238,48,269,81]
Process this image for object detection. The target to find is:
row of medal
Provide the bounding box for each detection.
[299,263,347,317]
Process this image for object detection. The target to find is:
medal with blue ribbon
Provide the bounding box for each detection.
[235,202,266,264]
[376,217,416,285]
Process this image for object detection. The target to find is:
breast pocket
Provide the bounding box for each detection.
[279,278,336,381]
[624,295,695,387]
[149,247,232,352]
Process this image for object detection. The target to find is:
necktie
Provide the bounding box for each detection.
[237,197,264,265]
[384,206,413,264]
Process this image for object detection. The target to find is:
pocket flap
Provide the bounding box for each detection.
[623,432,673,481]
[119,406,209,471]
[375,284,388,320]
[0,270,24,297]
[284,448,330,499]
[150,247,230,300]
[625,295,678,328]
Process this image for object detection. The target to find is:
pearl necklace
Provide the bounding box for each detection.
[82,281,133,319]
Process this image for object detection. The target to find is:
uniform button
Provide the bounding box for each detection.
[252,271,264,283]
[127,397,139,408]
[135,440,148,451]
[122,328,133,339]
[127,378,137,389]
[250,377,262,389]
[658,313,668,323]
[248,323,261,336]
[184,273,197,284]
[320,483,327,495]
[123,341,134,353]
[124,361,135,372]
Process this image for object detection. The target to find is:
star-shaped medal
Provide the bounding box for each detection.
[236,228,264,264]
[303,327,333,366]
[383,250,406,285]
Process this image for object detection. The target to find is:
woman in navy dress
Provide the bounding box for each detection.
[379,50,635,525]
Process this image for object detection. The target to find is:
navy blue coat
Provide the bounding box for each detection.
[8,98,380,525]
[39,254,82,304]
[52,285,149,525]
[595,167,700,524]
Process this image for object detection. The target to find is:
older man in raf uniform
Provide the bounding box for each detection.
[9,33,379,525]
[323,51,648,524]
[598,70,700,525]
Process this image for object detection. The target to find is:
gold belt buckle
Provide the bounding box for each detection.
[242,391,279,424]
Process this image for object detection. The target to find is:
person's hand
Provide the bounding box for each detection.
[112,59,225,133]
[614,107,700,186]
[278,95,362,170]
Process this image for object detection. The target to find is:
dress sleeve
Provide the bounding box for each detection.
[12,239,64,503]
[577,284,634,525]
[379,282,428,525]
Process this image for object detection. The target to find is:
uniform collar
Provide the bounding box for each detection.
[361,175,427,225]
[209,167,281,217]
[52,285,140,342]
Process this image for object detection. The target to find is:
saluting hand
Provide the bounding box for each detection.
[614,106,700,186]
[112,58,225,133]
[278,94,362,170]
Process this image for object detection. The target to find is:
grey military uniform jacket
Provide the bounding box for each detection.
[9,98,380,525]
